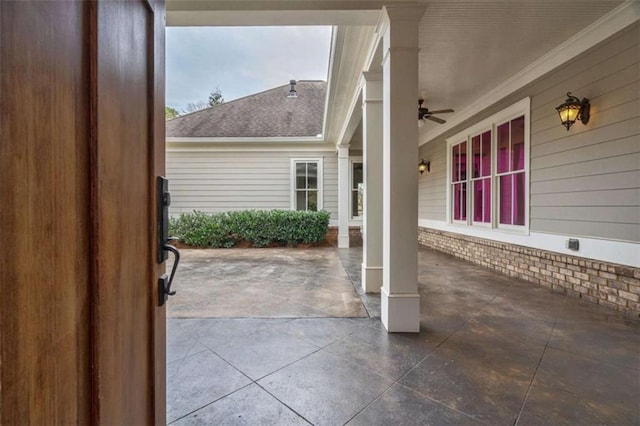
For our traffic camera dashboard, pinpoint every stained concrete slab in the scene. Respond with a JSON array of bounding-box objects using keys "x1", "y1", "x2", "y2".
[
  {"x1": 167, "y1": 247, "x2": 640, "y2": 425},
  {"x1": 167, "y1": 248, "x2": 367, "y2": 318}
]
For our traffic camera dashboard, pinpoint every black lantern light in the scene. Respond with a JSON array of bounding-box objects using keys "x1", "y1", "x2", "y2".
[
  {"x1": 418, "y1": 159, "x2": 430, "y2": 174},
  {"x1": 556, "y1": 92, "x2": 590, "y2": 131}
]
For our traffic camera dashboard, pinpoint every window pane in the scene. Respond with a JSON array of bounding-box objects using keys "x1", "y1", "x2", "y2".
[
  {"x1": 480, "y1": 130, "x2": 491, "y2": 177},
  {"x1": 473, "y1": 178, "x2": 491, "y2": 223},
  {"x1": 452, "y1": 144, "x2": 459, "y2": 181},
  {"x1": 471, "y1": 135, "x2": 481, "y2": 178},
  {"x1": 353, "y1": 163, "x2": 363, "y2": 190},
  {"x1": 352, "y1": 191, "x2": 359, "y2": 217},
  {"x1": 513, "y1": 172, "x2": 525, "y2": 225},
  {"x1": 497, "y1": 122, "x2": 510, "y2": 174},
  {"x1": 472, "y1": 131, "x2": 491, "y2": 178},
  {"x1": 452, "y1": 142, "x2": 466, "y2": 182},
  {"x1": 296, "y1": 163, "x2": 306, "y2": 189},
  {"x1": 511, "y1": 116, "x2": 525, "y2": 171},
  {"x1": 453, "y1": 182, "x2": 467, "y2": 221},
  {"x1": 308, "y1": 191, "x2": 318, "y2": 211},
  {"x1": 307, "y1": 163, "x2": 318, "y2": 189},
  {"x1": 296, "y1": 191, "x2": 306, "y2": 211},
  {"x1": 499, "y1": 176, "x2": 512, "y2": 225}
]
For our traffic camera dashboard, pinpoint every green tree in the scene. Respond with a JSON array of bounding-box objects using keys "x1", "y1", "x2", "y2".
[
  {"x1": 165, "y1": 106, "x2": 179, "y2": 120},
  {"x1": 208, "y1": 87, "x2": 224, "y2": 106}
]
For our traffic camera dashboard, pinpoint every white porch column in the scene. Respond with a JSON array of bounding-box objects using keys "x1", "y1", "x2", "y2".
[
  {"x1": 361, "y1": 71, "x2": 383, "y2": 293},
  {"x1": 337, "y1": 145, "x2": 350, "y2": 248},
  {"x1": 380, "y1": 4, "x2": 425, "y2": 332}
]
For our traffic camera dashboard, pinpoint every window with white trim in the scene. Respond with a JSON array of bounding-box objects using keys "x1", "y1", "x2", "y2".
[
  {"x1": 447, "y1": 98, "x2": 529, "y2": 231},
  {"x1": 291, "y1": 158, "x2": 323, "y2": 211}
]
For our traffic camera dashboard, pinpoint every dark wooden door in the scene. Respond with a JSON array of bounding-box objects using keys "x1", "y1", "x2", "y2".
[{"x1": 0, "y1": 1, "x2": 166, "y2": 424}]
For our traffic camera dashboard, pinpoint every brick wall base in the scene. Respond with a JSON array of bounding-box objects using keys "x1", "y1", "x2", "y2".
[
  {"x1": 326, "y1": 226, "x2": 362, "y2": 247},
  {"x1": 418, "y1": 227, "x2": 640, "y2": 318}
]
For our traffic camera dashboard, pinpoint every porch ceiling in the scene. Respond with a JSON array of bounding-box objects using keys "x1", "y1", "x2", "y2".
[
  {"x1": 166, "y1": 0, "x2": 632, "y2": 148},
  {"x1": 416, "y1": 0, "x2": 626, "y2": 141}
]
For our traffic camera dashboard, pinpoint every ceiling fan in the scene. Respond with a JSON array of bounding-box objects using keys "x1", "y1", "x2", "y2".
[{"x1": 418, "y1": 98, "x2": 454, "y2": 124}]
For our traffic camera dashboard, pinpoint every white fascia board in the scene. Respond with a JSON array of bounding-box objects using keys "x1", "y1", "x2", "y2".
[
  {"x1": 419, "y1": 1, "x2": 640, "y2": 146},
  {"x1": 419, "y1": 219, "x2": 640, "y2": 268},
  {"x1": 167, "y1": 136, "x2": 324, "y2": 144},
  {"x1": 323, "y1": 26, "x2": 338, "y2": 143},
  {"x1": 167, "y1": 145, "x2": 336, "y2": 153}
]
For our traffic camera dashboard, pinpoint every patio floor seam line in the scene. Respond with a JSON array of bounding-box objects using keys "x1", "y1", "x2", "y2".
[
  {"x1": 335, "y1": 249, "x2": 375, "y2": 319},
  {"x1": 544, "y1": 343, "x2": 640, "y2": 372},
  {"x1": 395, "y1": 382, "x2": 492, "y2": 426},
  {"x1": 252, "y1": 381, "x2": 315, "y2": 426},
  {"x1": 343, "y1": 320, "x2": 486, "y2": 425},
  {"x1": 167, "y1": 381, "x2": 255, "y2": 425},
  {"x1": 341, "y1": 377, "x2": 398, "y2": 425},
  {"x1": 513, "y1": 321, "x2": 557, "y2": 426}
]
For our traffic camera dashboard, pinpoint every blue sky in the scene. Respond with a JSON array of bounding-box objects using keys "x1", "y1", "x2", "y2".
[{"x1": 166, "y1": 26, "x2": 332, "y2": 112}]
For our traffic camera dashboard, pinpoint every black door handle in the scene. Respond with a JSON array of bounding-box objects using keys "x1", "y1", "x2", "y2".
[
  {"x1": 158, "y1": 242, "x2": 180, "y2": 306},
  {"x1": 157, "y1": 176, "x2": 181, "y2": 306}
]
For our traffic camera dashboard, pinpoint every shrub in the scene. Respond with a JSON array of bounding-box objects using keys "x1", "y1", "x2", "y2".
[{"x1": 169, "y1": 209, "x2": 330, "y2": 248}]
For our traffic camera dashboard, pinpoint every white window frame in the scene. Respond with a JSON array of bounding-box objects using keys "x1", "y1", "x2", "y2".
[
  {"x1": 446, "y1": 97, "x2": 530, "y2": 234},
  {"x1": 290, "y1": 158, "x2": 324, "y2": 211},
  {"x1": 350, "y1": 157, "x2": 363, "y2": 219}
]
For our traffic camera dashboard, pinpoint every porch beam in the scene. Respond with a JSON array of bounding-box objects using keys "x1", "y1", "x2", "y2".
[{"x1": 380, "y1": 4, "x2": 425, "y2": 332}]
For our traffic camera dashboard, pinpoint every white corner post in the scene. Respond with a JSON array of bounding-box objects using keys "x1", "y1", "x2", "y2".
[
  {"x1": 337, "y1": 145, "x2": 351, "y2": 248},
  {"x1": 380, "y1": 4, "x2": 424, "y2": 332},
  {"x1": 361, "y1": 71, "x2": 383, "y2": 293}
]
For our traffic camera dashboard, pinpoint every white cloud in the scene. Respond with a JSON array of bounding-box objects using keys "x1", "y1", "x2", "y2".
[{"x1": 166, "y1": 26, "x2": 332, "y2": 111}]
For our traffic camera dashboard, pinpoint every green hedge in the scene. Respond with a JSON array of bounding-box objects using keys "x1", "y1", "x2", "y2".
[{"x1": 169, "y1": 209, "x2": 330, "y2": 248}]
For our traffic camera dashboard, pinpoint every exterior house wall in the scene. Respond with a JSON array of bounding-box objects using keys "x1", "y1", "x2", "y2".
[
  {"x1": 418, "y1": 23, "x2": 639, "y2": 315},
  {"x1": 166, "y1": 147, "x2": 340, "y2": 221}
]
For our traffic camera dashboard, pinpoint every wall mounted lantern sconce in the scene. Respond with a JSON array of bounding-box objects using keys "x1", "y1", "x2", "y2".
[
  {"x1": 418, "y1": 159, "x2": 430, "y2": 174},
  {"x1": 556, "y1": 92, "x2": 590, "y2": 131}
]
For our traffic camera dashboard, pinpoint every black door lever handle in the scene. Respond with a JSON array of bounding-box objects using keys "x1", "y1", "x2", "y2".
[
  {"x1": 158, "y1": 243, "x2": 180, "y2": 306},
  {"x1": 163, "y1": 244, "x2": 180, "y2": 296}
]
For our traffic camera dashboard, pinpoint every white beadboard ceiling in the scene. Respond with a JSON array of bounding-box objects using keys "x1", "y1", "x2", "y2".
[{"x1": 415, "y1": 1, "x2": 625, "y2": 136}]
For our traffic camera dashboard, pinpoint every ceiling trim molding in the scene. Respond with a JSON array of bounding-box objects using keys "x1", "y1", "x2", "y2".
[
  {"x1": 419, "y1": 1, "x2": 640, "y2": 146},
  {"x1": 166, "y1": 10, "x2": 379, "y2": 26},
  {"x1": 167, "y1": 145, "x2": 337, "y2": 152},
  {"x1": 167, "y1": 136, "x2": 325, "y2": 143}
]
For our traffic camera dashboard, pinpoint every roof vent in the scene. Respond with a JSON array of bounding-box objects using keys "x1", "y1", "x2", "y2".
[{"x1": 287, "y1": 80, "x2": 297, "y2": 98}]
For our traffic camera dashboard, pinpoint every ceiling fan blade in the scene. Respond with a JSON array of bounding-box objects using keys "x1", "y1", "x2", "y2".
[
  {"x1": 426, "y1": 115, "x2": 446, "y2": 124},
  {"x1": 427, "y1": 109, "x2": 454, "y2": 114}
]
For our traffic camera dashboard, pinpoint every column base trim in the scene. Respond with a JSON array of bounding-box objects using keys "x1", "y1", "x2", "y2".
[
  {"x1": 337, "y1": 235, "x2": 350, "y2": 248},
  {"x1": 361, "y1": 264, "x2": 382, "y2": 293},
  {"x1": 381, "y1": 288, "x2": 420, "y2": 332}
]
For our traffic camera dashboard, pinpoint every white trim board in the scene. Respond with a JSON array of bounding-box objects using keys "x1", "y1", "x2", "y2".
[
  {"x1": 419, "y1": 219, "x2": 640, "y2": 268},
  {"x1": 167, "y1": 136, "x2": 325, "y2": 143},
  {"x1": 167, "y1": 146, "x2": 336, "y2": 153}
]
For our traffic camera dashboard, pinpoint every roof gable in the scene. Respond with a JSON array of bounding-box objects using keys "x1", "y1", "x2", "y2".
[{"x1": 167, "y1": 80, "x2": 326, "y2": 138}]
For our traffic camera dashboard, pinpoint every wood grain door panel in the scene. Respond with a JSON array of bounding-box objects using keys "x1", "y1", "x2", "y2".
[{"x1": 0, "y1": 1, "x2": 166, "y2": 423}]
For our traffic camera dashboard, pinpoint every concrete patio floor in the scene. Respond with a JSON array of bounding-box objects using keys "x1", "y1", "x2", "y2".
[
  {"x1": 167, "y1": 248, "x2": 368, "y2": 318},
  {"x1": 167, "y1": 246, "x2": 640, "y2": 425}
]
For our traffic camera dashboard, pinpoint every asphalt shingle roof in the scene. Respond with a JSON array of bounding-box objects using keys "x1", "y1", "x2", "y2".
[{"x1": 167, "y1": 80, "x2": 326, "y2": 138}]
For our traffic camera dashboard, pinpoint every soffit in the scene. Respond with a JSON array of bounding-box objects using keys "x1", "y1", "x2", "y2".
[{"x1": 416, "y1": 0, "x2": 625, "y2": 140}]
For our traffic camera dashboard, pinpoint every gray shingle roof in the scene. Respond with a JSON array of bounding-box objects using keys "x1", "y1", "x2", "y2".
[{"x1": 167, "y1": 80, "x2": 326, "y2": 138}]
